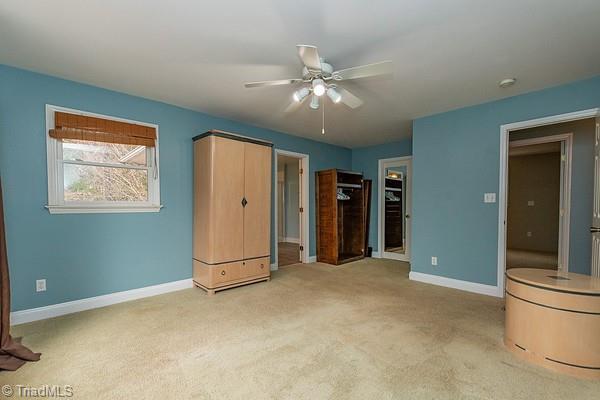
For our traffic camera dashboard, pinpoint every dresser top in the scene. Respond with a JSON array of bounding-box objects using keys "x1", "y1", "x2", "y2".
[{"x1": 506, "y1": 268, "x2": 600, "y2": 295}]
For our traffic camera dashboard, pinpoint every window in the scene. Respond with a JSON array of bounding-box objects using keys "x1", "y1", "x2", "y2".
[{"x1": 46, "y1": 105, "x2": 161, "y2": 214}]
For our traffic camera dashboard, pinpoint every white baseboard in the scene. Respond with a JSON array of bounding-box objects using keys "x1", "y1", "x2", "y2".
[
  {"x1": 270, "y1": 263, "x2": 278, "y2": 271},
  {"x1": 409, "y1": 271, "x2": 502, "y2": 297},
  {"x1": 371, "y1": 251, "x2": 381, "y2": 258},
  {"x1": 10, "y1": 278, "x2": 193, "y2": 325},
  {"x1": 281, "y1": 237, "x2": 300, "y2": 244},
  {"x1": 307, "y1": 256, "x2": 317, "y2": 263}
]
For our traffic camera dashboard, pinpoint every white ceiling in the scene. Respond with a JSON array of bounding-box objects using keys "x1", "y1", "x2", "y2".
[{"x1": 1, "y1": 1, "x2": 600, "y2": 148}]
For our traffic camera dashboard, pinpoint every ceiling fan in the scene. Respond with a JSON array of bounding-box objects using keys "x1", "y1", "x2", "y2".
[{"x1": 244, "y1": 45, "x2": 392, "y2": 112}]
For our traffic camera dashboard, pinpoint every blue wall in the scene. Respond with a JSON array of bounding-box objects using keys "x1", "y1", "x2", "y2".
[
  {"x1": 412, "y1": 76, "x2": 600, "y2": 286},
  {"x1": 0, "y1": 65, "x2": 351, "y2": 311},
  {"x1": 351, "y1": 140, "x2": 412, "y2": 251}
]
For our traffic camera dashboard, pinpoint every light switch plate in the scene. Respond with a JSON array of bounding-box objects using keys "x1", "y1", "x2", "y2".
[
  {"x1": 431, "y1": 256, "x2": 438, "y2": 266},
  {"x1": 36, "y1": 279, "x2": 46, "y2": 292},
  {"x1": 528, "y1": 200, "x2": 535, "y2": 206},
  {"x1": 527, "y1": 231, "x2": 532, "y2": 237},
  {"x1": 484, "y1": 193, "x2": 496, "y2": 203}
]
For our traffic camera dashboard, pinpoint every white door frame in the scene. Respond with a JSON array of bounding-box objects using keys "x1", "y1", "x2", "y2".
[
  {"x1": 509, "y1": 133, "x2": 573, "y2": 272},
  {"x1": 273, "y1": 149, "x2": 310, "y2": 269},
  {"x1": 498, "y1": 108, "x2": 599, "y2": 295},
  {"x1": 378, "y1": 156, "x2": 412, "y2": 262}
]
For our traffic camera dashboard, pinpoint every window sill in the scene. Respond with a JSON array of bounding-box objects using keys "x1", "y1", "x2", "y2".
[{"x1": 45, "y1": 204, "x2": 163, "y2": 214}]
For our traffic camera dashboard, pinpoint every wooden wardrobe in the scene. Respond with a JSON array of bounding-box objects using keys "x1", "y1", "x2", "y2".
[
  {"x1": 316, "y1": 169, "x2": 365, "y2": 265},
  {"x1": 192, "y1": 130, "x2": 272, "y2": 294}
]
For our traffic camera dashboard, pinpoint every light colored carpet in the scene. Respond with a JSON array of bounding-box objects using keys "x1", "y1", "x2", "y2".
[{"x1": 4, "y1": 259, "x2": 599, "y2": 399}]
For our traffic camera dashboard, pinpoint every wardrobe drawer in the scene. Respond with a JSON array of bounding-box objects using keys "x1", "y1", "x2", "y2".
[
  {"x1": 242, "y1": 257, "x2": 270, "y2": 278},
  {"x1": 193, "y1": 259, "x2": 242, "y2": 288},
  {"x1": 211, "y1": 262, "x2": 242, "y2": 284}
]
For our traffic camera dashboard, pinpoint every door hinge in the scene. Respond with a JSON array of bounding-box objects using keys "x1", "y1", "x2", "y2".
[
  {"x1": 299, "y1": 207, "x2": 304, "y2": 213},
  {"x1": 299, "y1": 245, "x2": 304, "y2": 251},
  {"x1": 300, "y1": 168, "x2": 303, "y2": 174}
]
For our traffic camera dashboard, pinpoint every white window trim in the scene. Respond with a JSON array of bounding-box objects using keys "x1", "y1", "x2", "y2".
[{"x1": 45, "y1": 104, "x2": 162, "y2": 214}]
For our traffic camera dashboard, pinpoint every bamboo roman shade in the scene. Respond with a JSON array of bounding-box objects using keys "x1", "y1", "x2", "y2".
[{"x1": 49, "y1": 112, "x2": 156, "y2": 147}]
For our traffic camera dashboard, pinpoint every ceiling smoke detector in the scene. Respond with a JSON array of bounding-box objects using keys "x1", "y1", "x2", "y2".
[{"x1": 499, "y1": 78, "x2": 516, "y2": 88}]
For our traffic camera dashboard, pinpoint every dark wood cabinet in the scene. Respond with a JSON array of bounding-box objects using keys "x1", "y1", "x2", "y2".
[{"x1": 316, "y1": 169, "x2": 365, "y2": 265}]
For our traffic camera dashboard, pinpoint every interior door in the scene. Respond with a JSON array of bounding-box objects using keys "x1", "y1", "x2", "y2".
[
  {"x1": 592, "y1": 117, "x2": 600, "y2": 277},
  {"x1": 244, "y1": 142, "x2": 272, "y2": 259},
  {"x1": 212, "y1": 137, "x2": 245, "y2": 263}
]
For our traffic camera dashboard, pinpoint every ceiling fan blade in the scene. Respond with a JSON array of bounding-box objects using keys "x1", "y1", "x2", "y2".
[
  {"x1": 332, "y1": 61, "x2": 393, "y2": 81},
  {"x1": 284, "y1": 94, "x2": 309, "y2": 113},
  {"x1": 336, "y1": 87, "x2": 364, "y2": 109},
  {"x1": 296, "y1": 45, "x2": 322, "y2": 72},
  {"x1": 244, "y1": 79, "x2": 303, "y2": 88}
]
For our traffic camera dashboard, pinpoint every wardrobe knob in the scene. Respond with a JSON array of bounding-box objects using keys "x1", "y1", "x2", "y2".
[
  {"x1": 260, "y1": 264, "x2": 264, "y2": 269},
  {"x1": 221, "y1": 270, "x2": 226, "y2": 276}
]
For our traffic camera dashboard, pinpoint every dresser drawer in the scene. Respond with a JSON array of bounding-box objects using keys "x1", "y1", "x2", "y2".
[
  {"x1": 212, "y1": 262, "x2": 242, "y2": 284},
  {"x1": 193, "y1": 259, "x2": 242, "y2": 288},
  {"x1": 242, "y1": 257, "x2": 270, "y2": 278}
]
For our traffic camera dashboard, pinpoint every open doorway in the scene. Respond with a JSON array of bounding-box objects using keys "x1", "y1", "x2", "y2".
[
  {"x1": 498, "y1": 112, "x2": 598, "y2": 293},
  {"x1": 274, "y1": 150, "x2": 309, "y2": 268},
  {"x1": 507, "y1": 135, "x2": 570, "y2": 271},
  {"x1": 378, "y1": 157, "x2": 412, "y2": 262}
]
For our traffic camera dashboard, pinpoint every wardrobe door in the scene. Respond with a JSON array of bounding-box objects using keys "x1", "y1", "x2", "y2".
[
  {"x1": 211, "y1": 136, "x2": 245, "y2": 263},
  {"x1": 243, "y1": 142, "x2": 271, "y2": 259},
  {"x1": 193, "y1": 137, "x2": 211, "y2": 262}
]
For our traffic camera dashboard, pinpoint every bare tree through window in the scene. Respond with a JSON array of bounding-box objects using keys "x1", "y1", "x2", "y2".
[{"x1": 62, "y1": 139, "x2": 149, "y2": 202}]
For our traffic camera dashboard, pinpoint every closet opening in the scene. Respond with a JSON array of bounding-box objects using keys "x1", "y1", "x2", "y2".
[
  {"x1": 274, "y1": 150, "x2": 309, "y2": 268},
  {"x1": 378, "y1": 157, "x2": 412, "y2": 262}
]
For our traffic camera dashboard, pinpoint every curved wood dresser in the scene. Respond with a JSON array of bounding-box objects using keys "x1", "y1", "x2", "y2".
[{"x1": 504, "y1": 268, "x2": 600, "y2": 379}]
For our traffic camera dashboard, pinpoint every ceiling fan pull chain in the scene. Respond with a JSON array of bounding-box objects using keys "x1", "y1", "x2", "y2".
[{"x1": 322, "y1": 97, "x2": 325, "y2": 135}]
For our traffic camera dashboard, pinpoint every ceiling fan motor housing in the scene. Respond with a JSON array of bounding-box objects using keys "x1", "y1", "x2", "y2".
[{"x1": 302, "y1": 62, "x2": 333, "y2": 80}]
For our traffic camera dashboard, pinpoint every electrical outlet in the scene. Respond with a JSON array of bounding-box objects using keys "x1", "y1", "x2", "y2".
[
  {"x1": 527, "y1": 200, "x2": 535, "y2": 206},
  {"x1": 527, "y1": 231, "x2": 532, "y2": 237},
  {"x1": 431, "y1": 256, "x2": 438, "y2": 266},
  {"x1": 36, "y1": 279, "x2": 46, "y2": 292}
]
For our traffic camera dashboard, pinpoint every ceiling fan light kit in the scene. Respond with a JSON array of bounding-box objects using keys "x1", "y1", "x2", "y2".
[
  {"x1": 244, "y1": 44, "x2": 392, "y2": 132},
  {"x1": 310, "y1": 94, "x2": 320, "y2": 110},
  {"x1": 312, "y1": 78, "x2": 326, "y2": 96},
  {"x1": 326, "y1": 87, "x2": 341, "y2": 103},
  {"x1": 293, "y1": 87, "x2": 310, "y2": 102}
]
